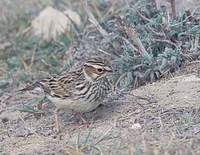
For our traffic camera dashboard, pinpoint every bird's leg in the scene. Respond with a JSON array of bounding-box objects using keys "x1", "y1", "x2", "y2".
[
  {"x1": 76, "y1": 112, "x2": 87, "y2": 123},
  {"x1": 75, "y1": 112, "x2": 90, "y2": 127},
  {"x1": 53, "y1": 108, "x2": 60, "y2": 132}
]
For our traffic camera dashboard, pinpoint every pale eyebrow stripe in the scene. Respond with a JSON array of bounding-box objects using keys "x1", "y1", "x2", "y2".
[{"x1": 84, "y1": 63, "x2": 105, "y2": 68}]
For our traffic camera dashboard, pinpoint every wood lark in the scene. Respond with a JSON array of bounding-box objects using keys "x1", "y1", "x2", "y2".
[{"x1": 20, "y1": 57, "x2": 113, "y2": 131}]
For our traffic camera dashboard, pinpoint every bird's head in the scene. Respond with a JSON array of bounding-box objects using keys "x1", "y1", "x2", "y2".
[{"x1": 83, "y1": 57, "x2": 112, "y2": 81}]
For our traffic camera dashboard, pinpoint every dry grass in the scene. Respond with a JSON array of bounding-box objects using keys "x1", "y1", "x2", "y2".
[
  {"x1": 1, "y1": 71, "x2": 200, "y2": 155},
  {"x1": 1, "y1": 0, "x2": 200, "y2": 155}
]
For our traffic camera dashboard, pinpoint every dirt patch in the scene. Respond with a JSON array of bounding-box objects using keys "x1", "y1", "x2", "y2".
[
  {"x1": 1, "y1": 63, "x2": 200, "y2": 154},
  {"x1": 1, "y1": 0, "x2": 200, "y2": 154}
]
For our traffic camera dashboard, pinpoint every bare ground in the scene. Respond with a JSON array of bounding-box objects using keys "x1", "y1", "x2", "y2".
[
  {"x1": 0, "y1": 62, "x2": 200, "y2": 155},
  {"x1": 1, "y1": 0, "x2": 200, "y2": 154}
]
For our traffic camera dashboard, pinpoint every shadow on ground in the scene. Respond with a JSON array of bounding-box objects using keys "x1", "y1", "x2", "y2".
[{"x1": 1, "y1": 63, "x2": 200, "y2": 154}]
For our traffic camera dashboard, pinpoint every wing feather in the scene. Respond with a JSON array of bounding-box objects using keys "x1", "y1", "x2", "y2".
[{"x1": 39, "y1": 69, "x2": 83, "y2": 98}]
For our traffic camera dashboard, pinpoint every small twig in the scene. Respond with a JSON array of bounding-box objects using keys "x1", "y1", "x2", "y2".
[
  {"x1": 65, "y1": 14, "x2": 80, "y2": 37},
  {"x1": 101, "y1": 5, "x2": 115, "y2": 22},
  {"x1": 113, "y1": 73, "x2": 127, "y2": 90},
  {"x1": 170, "y1": 0, "x2": 176, "y2": 19},
  {"x1": 182, "y1": 52, "x2": 200, "y2": 61},
  {"x1": 94, "y1": 127, "x2": 113, "y2": 145},
  {"x1": 76, "y1": 131, "x2": 80, "y2": 152},
  {"x1": 188, "y1": 60, "x2": 200, "y2": 64},
  {"x1": 101, "y1": 4, "x2": 131, "y2": 22},
  {"x1": 41, "y1": 59, "x2": 53, "y2": 68},
  {"x1": 83, "y1": 128, "x2": 93, "y2": 146},
  {"x1": 97, "y1": 48, "x2": 112, "y2": 56},
  {"x1": 131, "y1": 34, "x2": 151, "y2": 60},
  {"x1": 127, "y1": 93, "x2": 157, "y2": 103},
  {"x1": 90, "y1": 1, "x2": 102, "y2": 19},
  {"x1": 153, "y1": 38, "x2": 179, "y2": 49},
  {"x1": 136, "y1": 10, "x2": 152, "y2": 23},
  {"x1": 180, "y1": 53, "x2": 193, "y2": 61},
  {"x1": 82, "y1": 0, "x2": 108, "y2": 36},
  {"x1": 28, "y1": 46, "x2": 37, "y2": 71},
  {"x1": 121, "y1": 36, "x2": 139, "y2": 52},
  {"x1": 20, "y1": 56, "x2": 29, "y2": 71},
  {"x1": 193, "y1": 35, "x2": 199, "y2": 52},
  {"x1": 22, "y1": 26, "x2": 32, "y2": 37},
  {"x1": 170, "y1": 7, "x2": 199, "y2": 27},
  {"x1": 116, "y1": 17, "x2": 151, "y2": 61},
  {"x1": 146, "y1": 25, "x2": 166, "y2": 37},
  {"x1": 133, "y1": 76, "x2": 139, "y2": 89}
]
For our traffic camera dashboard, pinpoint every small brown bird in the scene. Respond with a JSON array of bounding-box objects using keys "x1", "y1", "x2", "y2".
[{"x1": 20, "y1": 57, "x2": 112, "y2": 131}]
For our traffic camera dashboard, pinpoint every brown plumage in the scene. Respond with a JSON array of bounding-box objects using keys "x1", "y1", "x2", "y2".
[{"x1": 20, "y1": 57, "x2": 113, "y2": 130}]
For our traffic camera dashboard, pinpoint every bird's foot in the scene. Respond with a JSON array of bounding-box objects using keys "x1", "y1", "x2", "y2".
[
  {"x1": 72, "y1": 112, "x2": 93, "y2": 129},
  {"x1": 52, "y1": 109, "x2": 60, "y2": 133}
]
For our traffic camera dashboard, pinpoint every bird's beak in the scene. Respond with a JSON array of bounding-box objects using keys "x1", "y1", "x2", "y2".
[{"x1": 105, "y1": 66, "x2": 113, "y2": 73}]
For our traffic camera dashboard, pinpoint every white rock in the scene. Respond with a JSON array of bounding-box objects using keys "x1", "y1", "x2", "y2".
[
  {"x1": 24, "y1": 6, "x2": 81, "y2": 42},
  {"x1": 131, "y1": 123, "x2": 142, "y2": 130}
]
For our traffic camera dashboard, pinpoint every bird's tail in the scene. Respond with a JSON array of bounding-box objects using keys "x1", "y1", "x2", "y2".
[{"x1": 19, "y1": 81, "x2": 43, "y2": 92}]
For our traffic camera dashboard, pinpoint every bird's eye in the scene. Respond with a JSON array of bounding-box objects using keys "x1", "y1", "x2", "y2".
[{"x1": 97, "y1": 68, "x2": 103, "y2": 73}]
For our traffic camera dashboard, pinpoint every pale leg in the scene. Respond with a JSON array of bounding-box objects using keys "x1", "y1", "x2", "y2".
[
  {"x1": 75, "y1": 112, "x2": 91, "y2": 128},
  {"x1": 76, "y1": 112, "x2": 87, "y2": 124},
  {"x1": 53, "y1": 108, "x2": 60, "y2": 132}
]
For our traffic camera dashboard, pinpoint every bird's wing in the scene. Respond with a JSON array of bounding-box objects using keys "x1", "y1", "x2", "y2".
[
  {"x1": 39, "y1": 70, "x2": 83, "y2": 98},
  {"x1": 19, "y1": 69, "x2": 83, "y2": 99}
]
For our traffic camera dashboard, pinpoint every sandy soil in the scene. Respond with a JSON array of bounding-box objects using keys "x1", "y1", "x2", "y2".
[
  {"x1": 1, "y1": 62, "x2": 200, "y2": 155},
  {"x1": 0, "y1": 0, "x2": 200, "y2": 154}
]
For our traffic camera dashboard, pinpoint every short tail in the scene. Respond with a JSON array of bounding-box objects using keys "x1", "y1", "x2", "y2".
[{"x1": 19, "y1": 81, "x2": 43, "y2": 92}]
